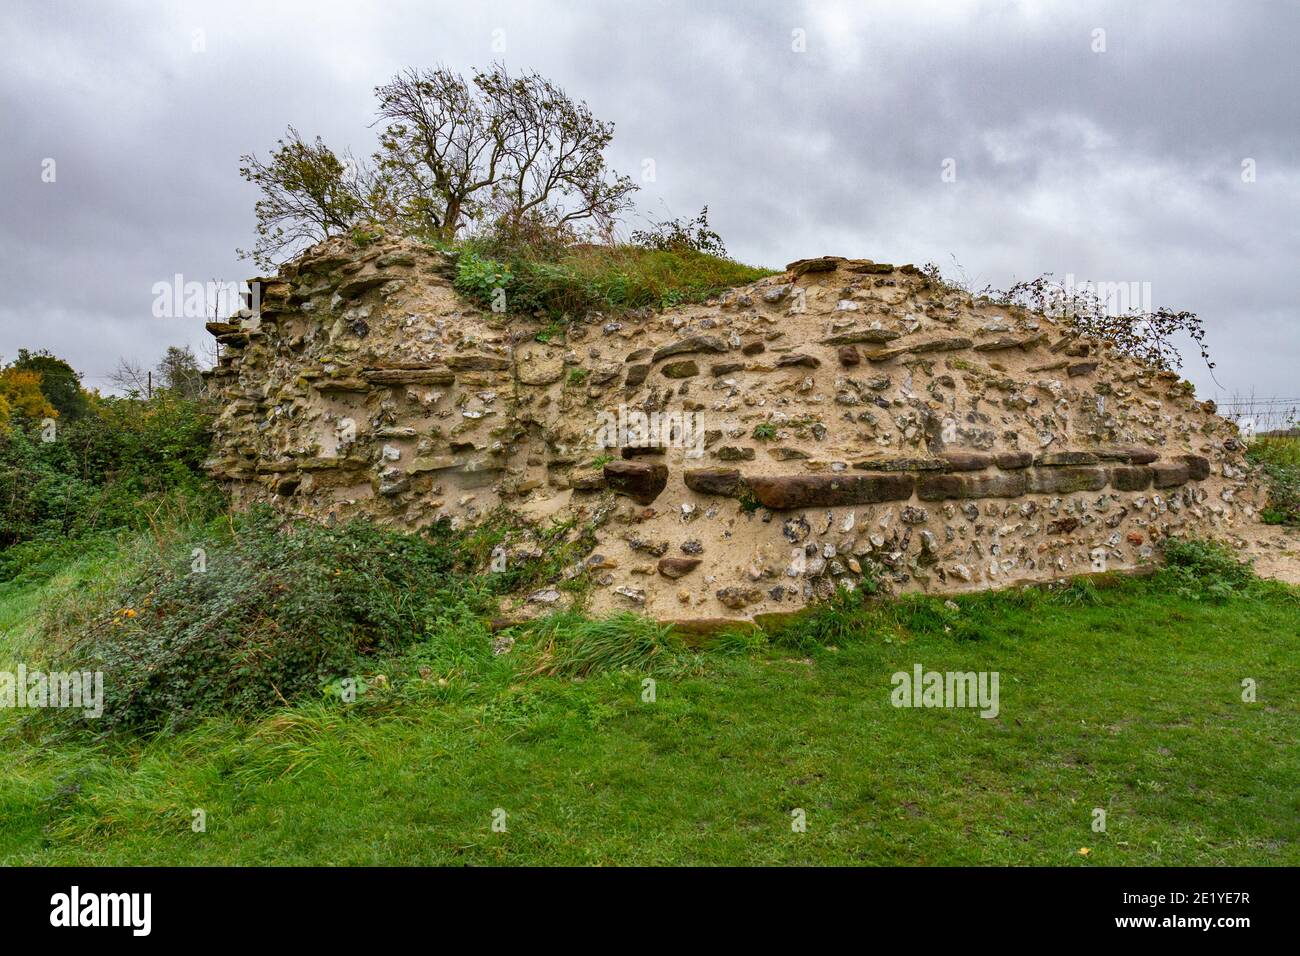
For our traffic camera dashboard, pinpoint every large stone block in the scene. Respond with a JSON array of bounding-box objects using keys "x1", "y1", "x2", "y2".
[
  {"x1": 994, "y1": 451, "x2": 1034, "y2": 469},
  {"x1": 1110, "y1": 465, "x2": 1153, "y2": 491},
  {"x1": 1096, "y1": 447, "x2": 1159, "y2": 464},
  {"x1": 820, "y1": 328, "x2": 902, "y2": 346},
  {"x1": 941, "y1": 452, "x2": 993, "y2": 471},
  {"x1": 853, "y1": 456, "x2": 943, "y2": 472},
  {"x1": 862, "y1": 336, "x2": 973, "y2": 362},
  {"x1": 1179, "y1": 454, "x2": 1211, "y2": 480},
  {"x1": 603, "y1": 460, "x2": 668, "y2": 505},
  {"x1": 917, "y1": 472, "x2": 1027, "y2": 500},
  {"x1": 363, "y1": 367, "x2": 456, "y2": 386},
  {"x1": 1035, "y1": 450, "x2": 1100, "y2": 466},
  {"x1": 660, "y1": 359, "x2": 699, "y2": 378},
  {"x1": 651, "y1": 335, "x2": 729, "y2": 362},
  {"x1": 624, "y1": 364, "x2": 650, "y2": 388},
  {"x1": 1025, "y1": 467, "x2": 1107, "y2": 494},
  {"x1": 683, "y1": 468, "x2": 743, "y2": 497},
  {"x1": 746, "y1": 473, "x2": 915, "y2": 509},
  {"x1": 1151, "y1": 461, "x2": 1192, "y2": 488}
]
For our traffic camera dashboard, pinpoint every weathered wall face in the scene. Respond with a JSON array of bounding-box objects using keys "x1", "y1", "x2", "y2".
[{"x1": 205, "y1": 239, "x2": 1270, "y2": 621}]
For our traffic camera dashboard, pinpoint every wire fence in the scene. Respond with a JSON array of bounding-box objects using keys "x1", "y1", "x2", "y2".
[{"x1": 1213, "y1": 398, "x2": 1300, "y2": 437}]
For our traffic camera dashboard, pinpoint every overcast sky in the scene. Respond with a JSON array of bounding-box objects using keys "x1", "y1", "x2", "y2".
[{"x1": 2, "y1": 0, "x2": 1296, "y2": 407}]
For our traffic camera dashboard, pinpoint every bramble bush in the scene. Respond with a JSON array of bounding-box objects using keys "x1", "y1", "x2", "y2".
[{"x1": 42, "y1": 510, "x2": 478, "y2": 734}]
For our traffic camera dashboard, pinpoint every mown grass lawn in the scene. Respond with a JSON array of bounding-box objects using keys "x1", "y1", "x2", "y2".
[{"x1": 2, "y1": 549, "x2": 1296, "y2": 867}]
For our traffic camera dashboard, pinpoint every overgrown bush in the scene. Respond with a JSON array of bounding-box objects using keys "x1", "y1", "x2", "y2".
[
  {"x1": 41, "y1": 510, "x2": 482, "y2": 734},
  {"x1": 33, "y1": 503, "x2": 611, "y2": 735},
  {"x1": 1159, "y1": 538, "x2": 1257, "y2": 601},
  {"x1": 629, "y1": 206, "x2": 727, "y2": 257},
  {"x1": 1247, "y1": 437, "x2": 1300, "y2": 526}
]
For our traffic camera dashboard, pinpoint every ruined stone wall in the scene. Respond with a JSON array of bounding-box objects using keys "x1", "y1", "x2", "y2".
[{"x1": 204, "y1": 238, "x2": 1269, "y2": 621}]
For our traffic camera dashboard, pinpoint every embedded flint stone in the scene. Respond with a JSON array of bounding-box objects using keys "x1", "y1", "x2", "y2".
[
  {"x1": 917, "y1": 472, "x2": 1027, "y2": 501},
  {"x1": 657, "y1": 556, "x2": 702, "y2": 579},
  {"x1": 746, "y1": 473, "x2": 914, "y2": 509},
  {"x1": 1046, "y1": 517, "x2": 1080, "y2": 534},
  {"x1": 1067, "y1": 361, "x2": 1099, "y2": 377},
  {"x1": 776, "y1": 353, "x2": 821, "y2": 369},
  {"x1": 683, "y1": 468, "x2": 743, "y2": 497},
  {"x1": 651, "y1": 335, "x2": 729, "y2": 362},
  {"x1": 603, "y1": 460, "x2": 668, "y2": 505},
  {"x1": 1151, "y1": 461, "x2": 1192, "y2": 488},
  {"x1": 1026, "y1": 467, "x2": 1107, "y2": 494},
  {"x1": 1110, "y1": 465, "x2": 1153, "y2": 491},
  {"x1": 624, "y1": 364, "x2": 650, "y2": 388},
  {"x1": 660, "y1": 359, "x2": 700, "y2": 378}
]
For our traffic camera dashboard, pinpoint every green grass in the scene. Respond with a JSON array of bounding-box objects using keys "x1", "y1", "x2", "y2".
[
  {"x1": 453, "y1": 242, "x2": 775, "y2": 318},
  {"x1": 2, "y1": 533, "x2": 1296, "y2": 865}
]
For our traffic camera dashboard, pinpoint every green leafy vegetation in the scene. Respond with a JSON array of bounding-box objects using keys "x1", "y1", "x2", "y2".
[
  {"x1": 1247, "y1": 436, "x2": 1300, "y2": 526},
  {"x1": 454, "y1": 243, "x2": 773, "y2": 320},
  {"x1": 0, "y1": 392, "x2": 218, "y2": 581}
]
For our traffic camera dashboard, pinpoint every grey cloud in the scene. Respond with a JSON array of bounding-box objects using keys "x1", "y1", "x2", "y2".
[{"x1": 1, "y1": 0, "x2": 1295, "y2": 402}]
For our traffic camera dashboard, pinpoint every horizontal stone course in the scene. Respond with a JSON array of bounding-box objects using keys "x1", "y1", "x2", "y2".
[
  {"x1": 683, "y1": 468, "x2": 743, "y2": 497},
  {"x1": 918, "y1": 472, "x2": 1027, "y2": 500},
  {"x1": 994, "y1": 451, "x2": 1034, "y2": 469},
  {"x1": 852, "y1": 456, "x2": 944, "y2": 472},
  {"x1": 1151, "y1": 461, "x2": 1192, "y2": 488},
  {"x1": 1035, "y1": 451, "x2": 1099, "y2": 466},
  {"x1": 651, "y1": 336, "x2": 729, "y2": 362},
  {"x1": 940, "y1": 452, "x2": 993, "y2": 471},
  {"x1": 363, "y1": 367, "x2": 455, "y2": 386},
  {"x1": 1110, "y1": 465, "x2": 1153, "y2": 491},
  {"x1": 747, "y1": 473, "x2": 914, "y2": 509},
  {"x1": 1026, "y1": 467, "x2": 1108, "y2": 494}
]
